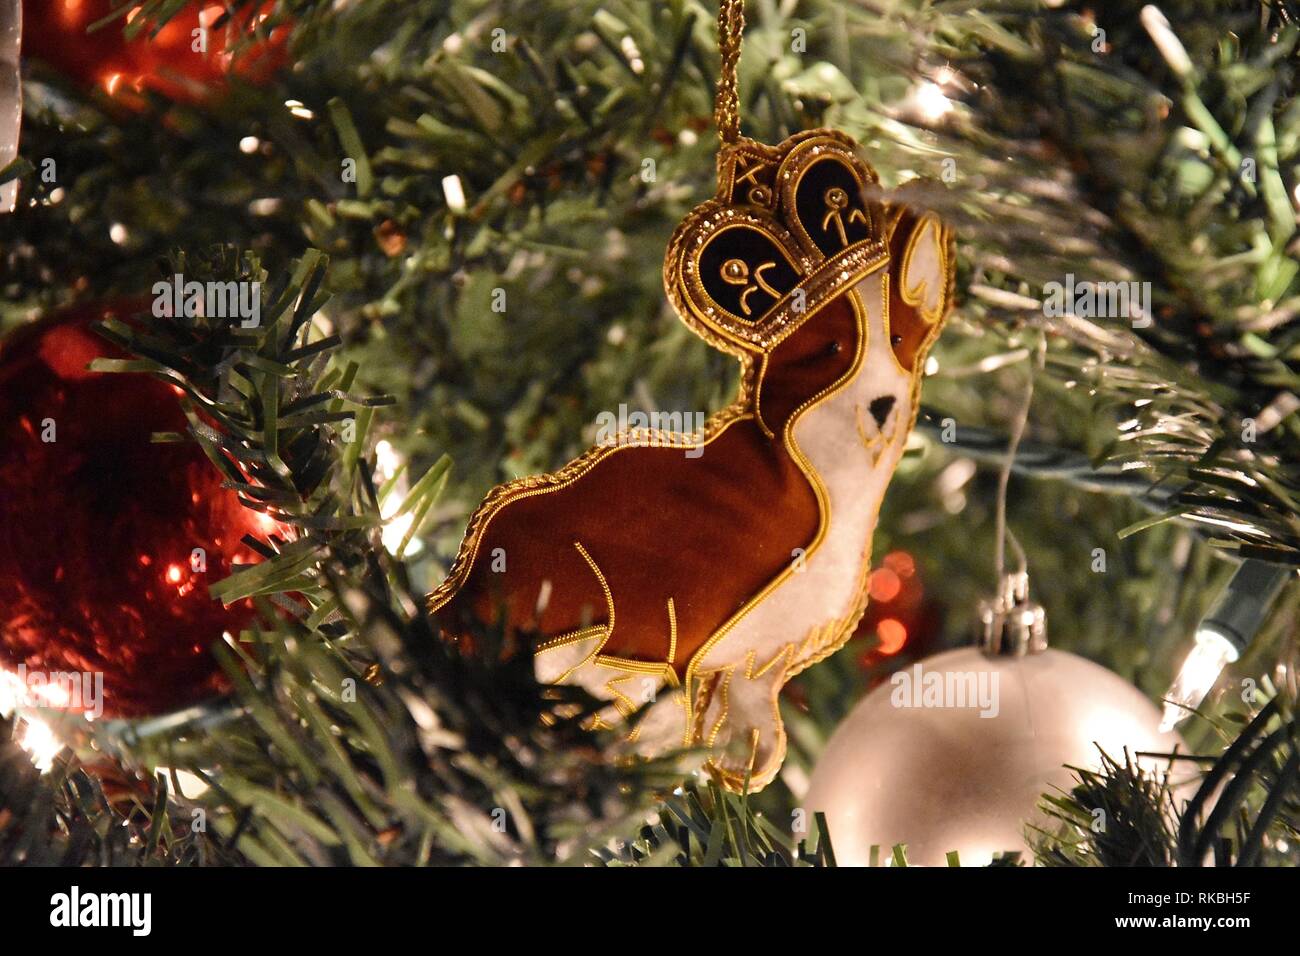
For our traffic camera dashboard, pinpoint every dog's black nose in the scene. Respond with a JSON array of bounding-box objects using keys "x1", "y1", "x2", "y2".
[{"x1": 869, "y1": 395, "x2": 896, "y2": 429}]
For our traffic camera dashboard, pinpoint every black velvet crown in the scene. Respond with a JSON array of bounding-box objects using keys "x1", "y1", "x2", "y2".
[{"x1": 664, "y1": 129, "x2": 889, "y2": 355}]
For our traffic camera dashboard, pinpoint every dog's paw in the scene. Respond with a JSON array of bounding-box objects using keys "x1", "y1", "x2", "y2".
[{"x1": 696, "y1": 664, "x2": 789, "y2": 791}]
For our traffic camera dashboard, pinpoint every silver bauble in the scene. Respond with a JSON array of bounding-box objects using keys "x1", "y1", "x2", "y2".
[{"x1": 804, "y1": 646, "x2": 1185, "y2": 866}]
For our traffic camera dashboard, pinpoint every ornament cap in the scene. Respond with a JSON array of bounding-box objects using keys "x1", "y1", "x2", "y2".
[
  {"x1": 1198, "y1": 559, "x2": 1292, "y2": 655},
  {"x1": 977, "y1": 571, "x2": 1047, "y2": 657}
]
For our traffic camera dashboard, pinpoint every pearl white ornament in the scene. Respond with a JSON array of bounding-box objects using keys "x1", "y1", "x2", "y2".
[{"x1": 804, "y1": 646, "x2": 1185, "y2": 866}]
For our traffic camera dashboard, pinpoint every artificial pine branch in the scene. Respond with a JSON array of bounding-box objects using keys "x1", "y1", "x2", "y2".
[
  {"x1": 1032, "y1": 694, "x2": 1300, "y2": 866},
  {"x1": 597, "y1": 782, "x2": 837, "y2": 867},
  {"x1": 1033, "y1": 749, "x2": 1183, "y2": 867},
  {"x1": 5, "y1": 0, "x2": 1300, "y2": 866},
  {"x1": 0, "y1": 712, "x2": 245, "y2": 865},
  {"x1": 923, "y1": 1, "x2": 1300, "y2": 560},
  {"x1": 3, "y1": 248, "x2": 683, "y2": 865}
]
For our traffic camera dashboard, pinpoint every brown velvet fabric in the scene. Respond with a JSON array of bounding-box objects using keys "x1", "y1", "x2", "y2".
[{"x1": 433, "y1": 294, "x2": 861, "y2": 678}]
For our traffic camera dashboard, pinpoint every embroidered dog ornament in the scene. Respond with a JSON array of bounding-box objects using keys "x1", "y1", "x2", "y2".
[{"x1": 429, "y1": 128, "x2": 954, "y2": 791}]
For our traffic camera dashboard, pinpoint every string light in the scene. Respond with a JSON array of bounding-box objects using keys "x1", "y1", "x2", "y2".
[
  {"x1": 0, "y1": 671, "x2": 66, "y2": 773},
  {"x1": 156, "y1": 767, "x2": 211, "y2": 799},
  {"x1": 1160, "y1": 560, "x2": 1292, "y2": 732},
  {"x1": 284, "y1": 99, "x2": 314, "y2": 120},
  {"x1": 441, "y1": 174, "x2": 468, "y2": 214},
  {"x1": 15, "y1": 717, "x2": 62, "y2": 772},
  {"x1": 913, "y1": 82, "x2": 953, "y2": 122}
]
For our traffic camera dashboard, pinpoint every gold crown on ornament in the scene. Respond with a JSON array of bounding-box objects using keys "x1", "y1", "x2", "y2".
[{"x1": 664, "y1": 128, "x2": 890, "y2": 355}]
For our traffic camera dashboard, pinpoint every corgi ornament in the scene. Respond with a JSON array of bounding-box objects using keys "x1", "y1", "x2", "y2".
[{"x1": 429, "y1": 3, "x2": 955, "y2": 792}]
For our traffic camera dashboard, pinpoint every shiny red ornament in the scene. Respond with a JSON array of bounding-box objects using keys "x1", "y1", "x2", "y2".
[
  {"x1": 0, "y1": 302, "x2": 265, "y2": 717},
  {"x1": 22, "y1": 0, "x2": 288, "y2": 102}
]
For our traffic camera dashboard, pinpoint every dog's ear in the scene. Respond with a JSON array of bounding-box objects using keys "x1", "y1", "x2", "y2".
[{"x1": 884, "y1": 186, "x2": 954, "y2": 372}]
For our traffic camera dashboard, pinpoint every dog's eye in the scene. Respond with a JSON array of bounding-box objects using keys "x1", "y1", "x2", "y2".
[
  {"x1": 827, "y1": 340, "x2": 842, "y2": 355},
  {"x1": 890, "y1": 334, "x2": 903, "y2": 346}
]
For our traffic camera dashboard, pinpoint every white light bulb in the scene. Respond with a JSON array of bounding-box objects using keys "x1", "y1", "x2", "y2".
[
  {"x1": 374, "y1": 440, "x2": 425, "y2": 557},
  {"x1": 913, "y1": 82, "x2": 954, "y2": 122},
  {"x1": 2, "y1": 670, "x2": 67, "y2": 772},
  {"x1": 17, "y1": 716, "x2": 62, "y2": 773},
  {"x1": 1160, "y1": 627, "x2": 1239, "y2": 732},
  {"x1": 157, "y1": 767, "x2": 211, "y2": 799},
  {"x1": 442, "y1": 175, "x2": 467, "y2": 214}
]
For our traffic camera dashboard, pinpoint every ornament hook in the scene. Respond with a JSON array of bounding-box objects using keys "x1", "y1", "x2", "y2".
[{"x1": 977, "y1": 570, "x2": 1047, "y2": 657}]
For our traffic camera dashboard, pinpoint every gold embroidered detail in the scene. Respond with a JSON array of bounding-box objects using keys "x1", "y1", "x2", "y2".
[
  {"x1": 666, "y1": 202, "x2": 886, "y2": 353},
  {"x1": 879, "y1": 271, "x2": 910, "y2": 379},
  {"x1": 734, "y1": 156, "x2": 764, "y2": 188},
  {"x1": 534, "y1": 542, "x2": 616, "y2": 685},
  {"x1": 603, "y1": 672, "x2": 640, "y2": 718},
  {"x1": 899, "y1": 213, "x2": 949, "y2": 325},
  {"x1": 590, "y1": 652, "x2": 683, "y2": 744},
  {"x1": 743, "y1": 642, "x2": 795, "y2": 679},
  {"x1": 751, "y1": 353, "x2": 775, "y2": 439},
  {"x1": 592, "y1": 653, "x2": 677, "y2": 682},
  {"x1": 573, "y1": 540, "x2": 613, "y2": 633},
  {"x1": 664, "y1": 129, "x2": 888, "y2": 356},
  {"x1": 703, "y1": 669, "x2": 733, "y2": 746},
  {"x1": 536, "y1": 624, "x2": 606, "y2": 655},
  {"x1": 666, "y1": 598, "x2": 678, "y2": 666},
  {"x1": 745, "y1": 728, "x2": 762, "y2": 781},
  {"x1": 821, "y1": 186, "x2": 868, "y2": 246},
  {"x1": 720, "y1": 258, "x2": 782, "y2": 315},
  {"x1": 853, "y1": 400, "x2": 892, "y2": 466},
  {"x1": 777, "y1": 133, "x2": 881, "y2": 256}
]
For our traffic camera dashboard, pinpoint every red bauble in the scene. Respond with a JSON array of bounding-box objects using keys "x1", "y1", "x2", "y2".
[
  {"x1": 0, "y1": 302, "x2": 266, "y2": 717},
  {"x1": 22, "y1": 0, "x2": 288, "y2": 101}
]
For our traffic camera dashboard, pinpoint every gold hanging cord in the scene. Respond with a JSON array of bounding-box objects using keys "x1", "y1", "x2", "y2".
[{"x1": 714, "y1": 0, "x2": 745, "y2": 146}]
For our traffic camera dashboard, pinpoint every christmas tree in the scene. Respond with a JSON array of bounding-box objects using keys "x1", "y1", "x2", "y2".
[{"x1": 1, "y1": 0, "x2": 1297, "y2": 880}]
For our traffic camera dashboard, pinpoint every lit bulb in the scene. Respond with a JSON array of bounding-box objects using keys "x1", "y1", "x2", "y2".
[
  {"x1": 382, "y1": 511, "x2": 421, "y2": 556},
  {"x1": 374, "y1": 440, "x2": 424, "y2": 557},
  {"x1": 1160, "y1": 626, "x2": 1239, "y2": 732},
  {"x1": 157, "y1": 767, "x2": 211, "y2": 799},
  {"x1": 442, "y1": 174, "x2": 467, "y2": 214},
  {"x1": 17, "y1": 716, "x2": 63, "y2": 773},
  {"x1": 913, "y1": 82, "x2": 953, "y2": 122},
  {"x1": 374, "y1": 439, "x2": 402, "y2": 483}
]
